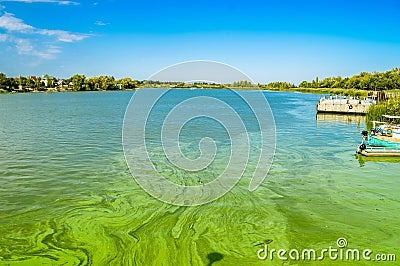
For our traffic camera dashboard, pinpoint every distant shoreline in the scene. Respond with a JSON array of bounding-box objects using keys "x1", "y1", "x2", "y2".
[
  {"x1": 2, "y1": 67, "x2": 399, "y2": 95},
  {"x1": 2, "y1": 87, "x2": 400, "y2": 97}
]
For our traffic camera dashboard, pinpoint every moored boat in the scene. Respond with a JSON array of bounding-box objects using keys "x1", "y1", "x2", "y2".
[
  {"x1": 357, "y1": 115, "x2": 400, "y2": 156},
  {"x1": 368, "y1": 135, "x2": 400, "y2": 148},
  {"x1": 357, "y1": 146, "x2": 400, "y2": 157}
]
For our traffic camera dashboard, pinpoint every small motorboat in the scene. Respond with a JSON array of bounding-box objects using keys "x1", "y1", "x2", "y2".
[
  {"x1": 357, "y1": 116, "x2": 400, "y2": 157},
  {"x1": 357, "y1": 145, "x2": 400, "y2": 157}
]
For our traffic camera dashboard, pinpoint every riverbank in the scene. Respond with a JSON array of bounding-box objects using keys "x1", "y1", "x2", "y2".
[
  {"x1": 2, "y1": 85, "x2": 400, "y2": 100},
  {"x1": 366, "y1": 97, "x2": 400, "y2": 124},
  {"x1": 264, "y1": 87, "x2": 372, "y2": 97}
]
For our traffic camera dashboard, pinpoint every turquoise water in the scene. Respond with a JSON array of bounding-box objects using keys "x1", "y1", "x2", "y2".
[{"x1": 0, "y1": 90, "x2": 398, "y2": 265}]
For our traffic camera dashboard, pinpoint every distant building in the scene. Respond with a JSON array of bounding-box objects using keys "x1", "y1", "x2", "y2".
[{"x1": 41, "y1": 75, "x2": 48, "y2": 87}]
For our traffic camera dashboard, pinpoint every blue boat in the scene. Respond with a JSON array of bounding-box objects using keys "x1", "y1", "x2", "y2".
[
  {"x1": 357, "y1": 118, "x2": 400, "y2": 156},
  {"x1": 367, "y1": 135, "x2": 400, "y2": 148}
]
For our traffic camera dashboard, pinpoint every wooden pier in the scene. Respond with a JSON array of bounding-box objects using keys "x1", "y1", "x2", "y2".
[{"x1": 316, "y1": 96, "x2": 374, "y2": 114}]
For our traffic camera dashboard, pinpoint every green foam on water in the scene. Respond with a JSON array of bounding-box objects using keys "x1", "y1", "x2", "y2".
[{"x1": 0, "y1": 91, "x2": 399, "y2": 265}]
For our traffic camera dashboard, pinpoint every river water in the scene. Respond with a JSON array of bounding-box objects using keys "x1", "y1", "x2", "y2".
[{"x1": 0, "y1": 90, "x2": 398, "y2": 265}]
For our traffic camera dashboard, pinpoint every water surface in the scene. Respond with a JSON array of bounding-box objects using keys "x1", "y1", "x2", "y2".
[{"x1": 0, "y1": 90, "x2": 398, "y2": 265}]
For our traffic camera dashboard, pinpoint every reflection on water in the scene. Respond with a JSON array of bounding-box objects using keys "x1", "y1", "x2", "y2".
[
  {"x1": 0, "y1": 91, "x2": 399, "y2": 265},
  {"x1": 316, "y1": 113, "x2": 365, "y2": 126},
  {"x1": 356, "y1": 153, "x2": 400, "y2": 166}
]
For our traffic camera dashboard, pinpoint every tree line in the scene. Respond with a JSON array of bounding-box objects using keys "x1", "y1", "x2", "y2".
[
  {"x1": 297, "y1": 68, "x2": 400, "y2": 90},
  {"x1": 0, "y1": 73, "x2": 141, "y2": 92},
  {"x1": 260, "y1": 68, "x2": 400, "y2": 90},
  {"x1": 1, "y1": 68, "x2": 399, "y2": 93}
]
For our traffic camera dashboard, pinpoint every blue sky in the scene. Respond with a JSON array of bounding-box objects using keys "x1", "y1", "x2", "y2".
[{"x1": 0, "y1": 0, "x2": 399, "y2": 84}]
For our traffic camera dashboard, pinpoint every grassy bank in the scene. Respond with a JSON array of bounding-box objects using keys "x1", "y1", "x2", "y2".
[
  {"x1": 263, "y1": 87, "x2": 371, "y2": 97},
  {"x1": 366, "y1": 97, "x2": 400, "y2": 124},
  {"x1": 1, "y1": 85, "x2": 397, "y2": 100}
]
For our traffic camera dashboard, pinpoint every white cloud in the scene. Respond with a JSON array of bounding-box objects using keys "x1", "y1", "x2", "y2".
[
  {"x1": 0, "y1": 13, "x2": 89, "y2": 41},
  {"x1": 0, "y1": 33, "x2": 7, "y2": 41},
  {"x1": 0, "y1": 12, "x2": 89, "y2": 60},
  {"x1": 13, "y1": 37, "x2": 61, "y2": 59},
  {"x1": 15, "y1": 37, "x2": 33, "y2": 54},
  {"x1": 36, "y1": 45, "x2": 61, "y2": 59},
  {"x1": 0, "y1": 0, "x2": 79, "y2": 5},
  {"x1": 0, "y1": 12, "x2": 34, "y2": 32},
  {"x1": 39, "y1": 29, "x2": 89, "y2": 42},
  {"x1": 95, "y1": 20, "x2": 109, "y2": 26}
]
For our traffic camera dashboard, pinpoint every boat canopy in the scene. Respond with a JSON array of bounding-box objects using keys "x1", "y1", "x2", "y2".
[{"x1": 383, "y1": 115, "x2": 400, "y2": 119}]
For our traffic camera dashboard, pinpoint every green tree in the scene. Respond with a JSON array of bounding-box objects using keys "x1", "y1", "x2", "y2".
[
  {"x1": 299, "y1": 80, "x2": 312, "y2": 88},
  {"x1": 231, "y1": 80, "x2": 255, "y2": 87},
  {"x1": 86, "y1": 76, "x2": 100, "y2": 91},
  {"x1": 98, "y1": 76, "x2": 116, "y2": 90},
  {"x1": 263, "y1": 81, "x2": 295, "y2": 89},
  {"x1": 117, "y1": 77, "x2": 138, "y2": 89},
  {"x1": 1, "y1": 75, "x2": 18, "y2": 91},
  {"x1": 0, "y1": 73, "x2": 7, "y2": 89},
  {"x1": 71, "y1": 74, "x2": 87, "y2": 91},
  {"x1": 26, "y1": 77, "x2": 35, "y2": 88}
]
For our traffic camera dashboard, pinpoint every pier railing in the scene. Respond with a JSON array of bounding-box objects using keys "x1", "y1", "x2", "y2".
[
  {"x1": 316, "y1": 95, "x2": 374, "y2": 114},
  {"x1": 385, "y1": 91, "x2": 400, "y2": 99}
]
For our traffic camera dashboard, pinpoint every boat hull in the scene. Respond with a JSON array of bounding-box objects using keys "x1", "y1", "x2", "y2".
[
  {"x1": 358, "y1": 148, "x2": 400, "y2": 157},
  {"x1": 368, "y1": 136, "x2": 400, "y2": 148}
]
